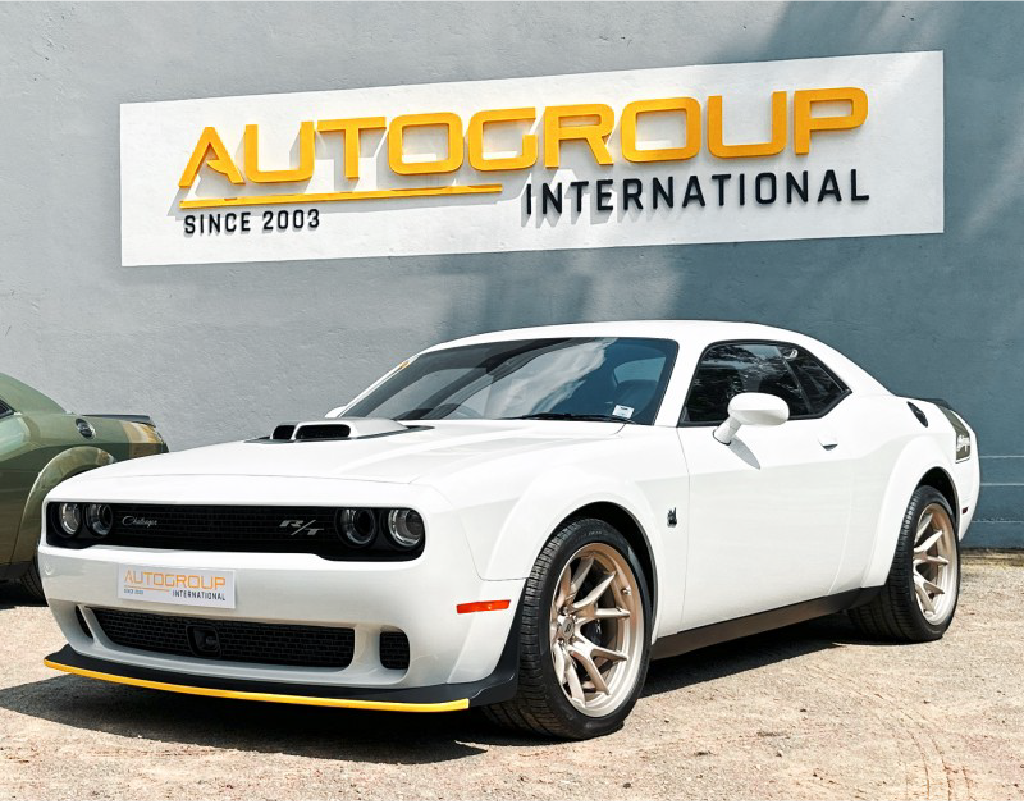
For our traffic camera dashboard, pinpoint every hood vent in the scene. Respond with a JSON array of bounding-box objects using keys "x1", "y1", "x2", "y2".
[{"x1": 271, "y1": 417, "x2": 409, "y2": 442}]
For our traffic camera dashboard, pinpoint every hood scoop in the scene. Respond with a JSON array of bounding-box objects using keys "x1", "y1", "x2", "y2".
[{"x1": 272, "y1": 417, "x2": 409, "y2": 442}]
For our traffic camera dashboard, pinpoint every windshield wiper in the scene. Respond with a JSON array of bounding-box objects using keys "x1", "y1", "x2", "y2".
[{"x1": 506, "y1": 413, "x2": 635, "y2": 424}]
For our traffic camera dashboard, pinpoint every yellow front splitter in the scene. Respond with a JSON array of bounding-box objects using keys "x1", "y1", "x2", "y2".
[{"x1": 44, "y1": 654, "x2": 469, "y2": 713}]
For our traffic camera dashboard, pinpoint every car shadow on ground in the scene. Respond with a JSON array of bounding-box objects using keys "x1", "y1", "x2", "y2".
[
  {"x1": 640, "y1": 612, "x2": 891, "y2": 699},
  {"x1": 0, "y1": 581, "x2": 46, "y2": 610},
  {"x1": 0, "y1": 613, "x2": 886, "y2": 764}
]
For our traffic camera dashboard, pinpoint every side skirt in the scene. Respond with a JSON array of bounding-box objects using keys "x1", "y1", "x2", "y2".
[{"x1": 650, "y1": 587, "x2": 882, "y2": 661}]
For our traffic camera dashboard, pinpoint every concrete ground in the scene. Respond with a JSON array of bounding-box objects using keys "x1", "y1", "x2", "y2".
[{"x1": 0, "y1": 560, "x2": 1021, "y2": 800}]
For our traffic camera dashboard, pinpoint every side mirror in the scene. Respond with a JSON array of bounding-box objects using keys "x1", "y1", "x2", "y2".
[{"x1": 713, "y1": 393, "x2": 789, "y2": 445}]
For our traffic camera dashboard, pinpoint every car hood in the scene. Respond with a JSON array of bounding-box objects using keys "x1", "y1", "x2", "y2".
[{"x1": 78, "y1": 421, "x2": 626, "y2": 485}]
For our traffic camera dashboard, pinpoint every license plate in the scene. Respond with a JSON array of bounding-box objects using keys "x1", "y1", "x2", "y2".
[{"x1": 117, "y1": 565, "x2": 236, "y2": 609}]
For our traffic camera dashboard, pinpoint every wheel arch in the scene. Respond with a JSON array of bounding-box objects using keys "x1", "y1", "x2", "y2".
[
  {"x1": 11, "y1": 446, "x2": 116, "y2": 564},
  {"x1": 918, "y1": 466, "x2": 959, "y2": 527},
  {"x1": 860, "y1": 439, "x2": 958, "y2": 588},
  {"x1": 469, "y1": 466, "x2": 668, "y2": 626}
]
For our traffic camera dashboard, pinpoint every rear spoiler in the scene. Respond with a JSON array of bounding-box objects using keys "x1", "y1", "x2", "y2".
[{"x1": 84, "y1": 414, "x2": 156, "y2": 426}]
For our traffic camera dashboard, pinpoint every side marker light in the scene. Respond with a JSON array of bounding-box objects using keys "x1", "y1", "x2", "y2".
[{"x1": 456, "y1": 600, "x2": 511, "y2": 614}]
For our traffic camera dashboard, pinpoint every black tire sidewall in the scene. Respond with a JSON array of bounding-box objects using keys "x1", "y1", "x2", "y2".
[{"x1": 525, "y1": 519, "x2": 652, "y2": 739}]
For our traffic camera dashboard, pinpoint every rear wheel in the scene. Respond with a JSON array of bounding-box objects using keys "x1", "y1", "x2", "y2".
[
  {"x1": 483, "y1": 519, "x2": 651, "y2": 739},
  {"x1": 849, "y1": 485, "x2": 960, "y2": 641}
]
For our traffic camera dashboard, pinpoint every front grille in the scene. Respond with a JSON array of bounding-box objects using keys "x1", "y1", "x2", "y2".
[
  {"x1": 49, "y1": 504, "x2": 418, "y2": 560},
  {"x1": 379, "y1": 630, "x2": 410, "y2": 671},
  {"x1": 91, "y1": 608, "x2": 355, "y2": 669}
]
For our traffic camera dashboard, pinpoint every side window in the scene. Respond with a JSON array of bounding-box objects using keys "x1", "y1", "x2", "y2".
[
  {"x1": 0, "y1": 398, "x2": 12, "y2": 418},
  {"x1": 680, "y1": 342, "x2": 811, "y2": 424},
  {"x1": 784, "y1": 346, "x2": 848, "y2": 415}
]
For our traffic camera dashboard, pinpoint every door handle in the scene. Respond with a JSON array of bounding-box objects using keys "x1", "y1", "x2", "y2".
[{"x1": 818, "y1": 431, "x2": 839, "y2": 451}]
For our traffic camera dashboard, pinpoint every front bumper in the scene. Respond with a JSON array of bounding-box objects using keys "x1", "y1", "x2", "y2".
[{"x1": 39, "y1": 479, "x2": 524, "y2": 698}]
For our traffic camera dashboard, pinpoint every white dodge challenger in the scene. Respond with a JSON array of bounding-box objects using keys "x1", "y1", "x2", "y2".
[{"x1": 40, "y1": 321, "x2": 979, "y2": 739}]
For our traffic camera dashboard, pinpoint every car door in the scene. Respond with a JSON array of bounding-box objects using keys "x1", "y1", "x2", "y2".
[{"x1": 676, "y1": 341, "x2": 854, "y2": 629}]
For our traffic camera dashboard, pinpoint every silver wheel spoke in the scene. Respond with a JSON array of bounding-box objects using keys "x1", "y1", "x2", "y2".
[
  {"x1": 592, "y1": 606, "x2": 630, "y2": 621},
  {"x1": 570, "y1": 646, "x2": 609, "y2": 694},
  {"x1": 568, "y1": 556, "x2": 595, "y2": 601},
  {"x1": 553, "y1": 642, "x2": 566, "y2": 685},
  {"x1": 591, "y1": 645, "x2": 628, "y2": 663},
  {"x1": 916, "y1": 511, "x2": 934, "y2": 540},
  {"x1": 565, "y1": 657, "x2": 586, "y2": 703},
  {"x1": 914, "y1": 554, "x2": 949, "y2": 568},
  {"x1": 556, "y1": 568, "x2": 572, "y2": 608},
  {"x1": 916, "y1": 580, "x2": 936, "y2": 614},
  {"x1": 914, "y1": 529, "x2": 943, "y2": 555},
  {"x1": 572, "y1": 571, "x2": 616, "y2": 611}
]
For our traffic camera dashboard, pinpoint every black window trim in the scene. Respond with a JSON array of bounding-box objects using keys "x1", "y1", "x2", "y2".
[
  {"x1": 0, "y1": 396, "x2": 13, "y2": 418},
  {"x1": 676, "y1": 338, "x2": 852, "y2": 427}
]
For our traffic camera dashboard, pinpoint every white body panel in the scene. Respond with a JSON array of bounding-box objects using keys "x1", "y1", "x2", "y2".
[{"x1": 41, "y1": 320, "x2": 980, "y2": 694}]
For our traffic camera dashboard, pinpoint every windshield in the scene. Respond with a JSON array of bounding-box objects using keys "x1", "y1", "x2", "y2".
[{"x1": 345, "y1": 337, "x2": 678, "y2": 425}]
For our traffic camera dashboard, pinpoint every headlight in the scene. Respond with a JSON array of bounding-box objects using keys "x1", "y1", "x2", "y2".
[
  {"x1": 58, "y1": 503, "x2": 81, "y2": 538},
  {"x1": 85, "y1": 503, "x2": 113, "y2": 537},
  {"x1": 386, "y1": 508, "x2": 425, "y2": 550},
  {"x1": 337, "y1": 508, "x2": 377, "y2": 547}
]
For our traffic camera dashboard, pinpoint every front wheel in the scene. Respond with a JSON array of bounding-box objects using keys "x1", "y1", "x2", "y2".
[
  {"x1": 483, "y1": 519, "x2": 651, "y2": 739},
  {"x1": 849, "y1": 485, "x2": 960, "y2": 641}
]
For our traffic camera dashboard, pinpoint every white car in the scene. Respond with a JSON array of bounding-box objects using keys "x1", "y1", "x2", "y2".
[{"x1": 40, "y1": 321, "x2": 979, "y2": 739}]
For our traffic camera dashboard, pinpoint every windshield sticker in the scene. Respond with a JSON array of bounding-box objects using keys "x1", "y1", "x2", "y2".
[{"x1": 612, "y1": 405, "x2": 635, "y2": 419}]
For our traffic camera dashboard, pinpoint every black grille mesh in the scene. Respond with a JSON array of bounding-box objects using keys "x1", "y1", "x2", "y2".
[
  {"x1": 91, "y1": 608, "x2": 355, "y2": 668},
  {"x1": 379, "y1": 630, "x2": 411, "y2": 671},
  {"x1": 53, "y1": 504, "x2": 418, "y2": 560}
]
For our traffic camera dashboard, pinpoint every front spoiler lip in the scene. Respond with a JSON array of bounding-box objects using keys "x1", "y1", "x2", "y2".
[{"x1": 44, "y1": 644, "x2": 518, "y2": 713}]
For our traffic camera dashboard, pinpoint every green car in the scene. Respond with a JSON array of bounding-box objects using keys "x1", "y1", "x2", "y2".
[{"x1": 0, "y1": 374, "x2": 168, "y2": 598}]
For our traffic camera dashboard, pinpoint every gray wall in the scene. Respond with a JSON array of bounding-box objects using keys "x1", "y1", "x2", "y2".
[{"x1": 1, "y1": 2, "x2": 1021, "y2": 545}]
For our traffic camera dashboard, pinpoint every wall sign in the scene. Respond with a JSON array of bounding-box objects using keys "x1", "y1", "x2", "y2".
[{"x1": 120, "y1": 51, "x2": 942, "y2": 266}]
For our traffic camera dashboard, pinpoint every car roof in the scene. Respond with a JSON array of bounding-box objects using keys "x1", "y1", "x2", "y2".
[
  {"x1": 429, "y1": 320, "x2": 814, "y2": 349},
  {"x1": 424, "y1": 320, "x2": 888, "y2": 394}
]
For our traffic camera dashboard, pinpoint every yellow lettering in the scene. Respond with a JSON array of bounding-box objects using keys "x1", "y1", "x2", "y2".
[
  {"x1": 543, "y1": 104, "x2": 614, "y2": 168},
  {"x1": 708, "y1": 91, "x2": 787, "y2": 159},
  {"x1": 467, "y1": 108, "x2": 538, "y2": 171},
  {"x1": 621, "y1": 98, "x2": 700, "y2": 163},
  {"x1": 316, "y1": 117, "x2": 387, "y2": 180},
  {"x1": 793, "y1": 87, "x2": 868, "y2": 155},
  {"x1": 388, "y1": 113, "x2": 463, "y2": 175},
  {"x1": 243, "y1": 121, "x2": 316, "y2": 183},
  {"x1": 178, "y1": 127, "x2": 244, "y2": 188}
]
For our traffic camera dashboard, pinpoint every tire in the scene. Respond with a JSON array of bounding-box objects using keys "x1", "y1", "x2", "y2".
[
  {"x1": 483, "y1": 518, "x2": 652, "y2": 739},
  {"x1": 849, "y1": 485, "x2": 960, "y2": 642},
  {"x1": 19, "y1": 559, "x2": 46, "y2": 601}
]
